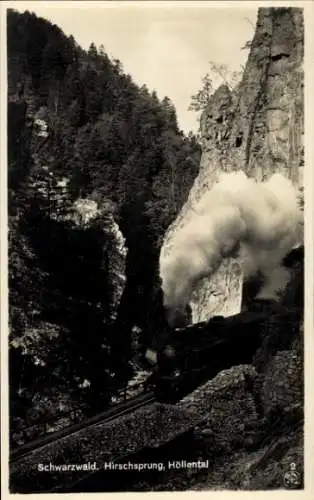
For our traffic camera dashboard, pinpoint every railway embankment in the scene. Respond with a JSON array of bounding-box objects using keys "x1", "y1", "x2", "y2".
[
  {"x1": 123, "y1": 350, "x2": 303, "y2": 491},
  {"x1": 10, "y1": 310, "x2": 303, "y2": 493},
  {"x1": 10, "y1": 401, "x2": 195, "y2": 493}
]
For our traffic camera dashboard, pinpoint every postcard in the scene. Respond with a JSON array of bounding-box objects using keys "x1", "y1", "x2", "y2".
[{"x1": 1, "y1": 1, "x2": 313, "y2": 498}]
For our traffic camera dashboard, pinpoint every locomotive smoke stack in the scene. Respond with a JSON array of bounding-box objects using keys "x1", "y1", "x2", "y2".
[{"x1": 160, "y1": 171, "x2": 303, "y2": 321}]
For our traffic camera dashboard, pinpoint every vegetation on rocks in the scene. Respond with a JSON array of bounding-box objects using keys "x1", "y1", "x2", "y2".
[{"x1": 8, "y1": 8, "x2": 201, "y2": 443}]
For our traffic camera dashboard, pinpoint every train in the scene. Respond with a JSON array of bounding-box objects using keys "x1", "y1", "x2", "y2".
[{"x1": 144, "y1": 300, "x2": 301, "y2": 403}]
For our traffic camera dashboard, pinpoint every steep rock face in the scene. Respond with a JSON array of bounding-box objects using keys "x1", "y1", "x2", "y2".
[
  {"x1": 64, "y1": 197, "x2": 128, "y2": 320},
  {"x1": 161, "y1": 8, "x2": 303, "y2": 322}
]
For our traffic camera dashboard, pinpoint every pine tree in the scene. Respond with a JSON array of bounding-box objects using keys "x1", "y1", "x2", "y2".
[
  {"x1": 189, "y1": 73, "x2": 213, "y2": 112},
  {"x1": 7, "y1": 8, "x2": 202, "y2": 435}
]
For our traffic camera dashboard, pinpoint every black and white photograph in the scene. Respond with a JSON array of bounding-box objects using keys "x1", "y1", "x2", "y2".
[{"x1": 1, "y1": 0, "x2": 312, "y2": 495}]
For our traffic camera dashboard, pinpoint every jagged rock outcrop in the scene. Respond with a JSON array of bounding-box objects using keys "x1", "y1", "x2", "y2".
[
  {"x1": 188, "y1": 347, "x2": 303, "y2": 490},
  {"x1": 70, "y1": 198, "x2": 127, "y2": 320},
  {"x1": 161, "y1": 7, "x2": 304, "y2": 322},
  {"x1": 179, "y1": 365, "x2": 260, "y2": 454},
  {"x1": 22, "y1": 105, "x2": 128, "y2": 319}
]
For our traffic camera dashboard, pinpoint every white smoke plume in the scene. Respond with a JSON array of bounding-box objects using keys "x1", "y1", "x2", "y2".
[{"x1": 160, "y1": 171, "x2": 303, "y2": 319}]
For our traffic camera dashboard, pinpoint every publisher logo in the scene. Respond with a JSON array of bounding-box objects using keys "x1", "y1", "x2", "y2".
[{"x1": 283, "y1": 463, "x2": 301, "y2": 489}]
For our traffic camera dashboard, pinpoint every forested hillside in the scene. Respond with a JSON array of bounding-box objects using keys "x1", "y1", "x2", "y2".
[{"x1": 7, "y1": 8, "x2": 201, "y2": 443}]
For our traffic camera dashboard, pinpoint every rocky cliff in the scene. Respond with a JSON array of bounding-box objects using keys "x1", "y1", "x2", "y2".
[
  {"x1": 71, "y1": 197, "x2": 127, "y2": 320},
  {"x1": 161, "y1": 7, "x2": 304, "y2": 323},
  {"x1": 26, "y1": 106, "x2": 128, "y2": 320}
]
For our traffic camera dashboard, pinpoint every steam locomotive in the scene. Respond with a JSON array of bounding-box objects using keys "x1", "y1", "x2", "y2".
[{"x1": 145, "y1": 300, "x2": 300, "y2": 403}]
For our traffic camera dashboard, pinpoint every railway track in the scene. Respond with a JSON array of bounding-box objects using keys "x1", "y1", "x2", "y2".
[{"x1": 10, "y1": 391, "x2": 156, "y2": 463}]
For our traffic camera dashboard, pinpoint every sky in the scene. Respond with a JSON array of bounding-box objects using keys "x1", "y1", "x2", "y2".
[{"x1": 9, "y1": 1, "x2": 258, "y2": 133}]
